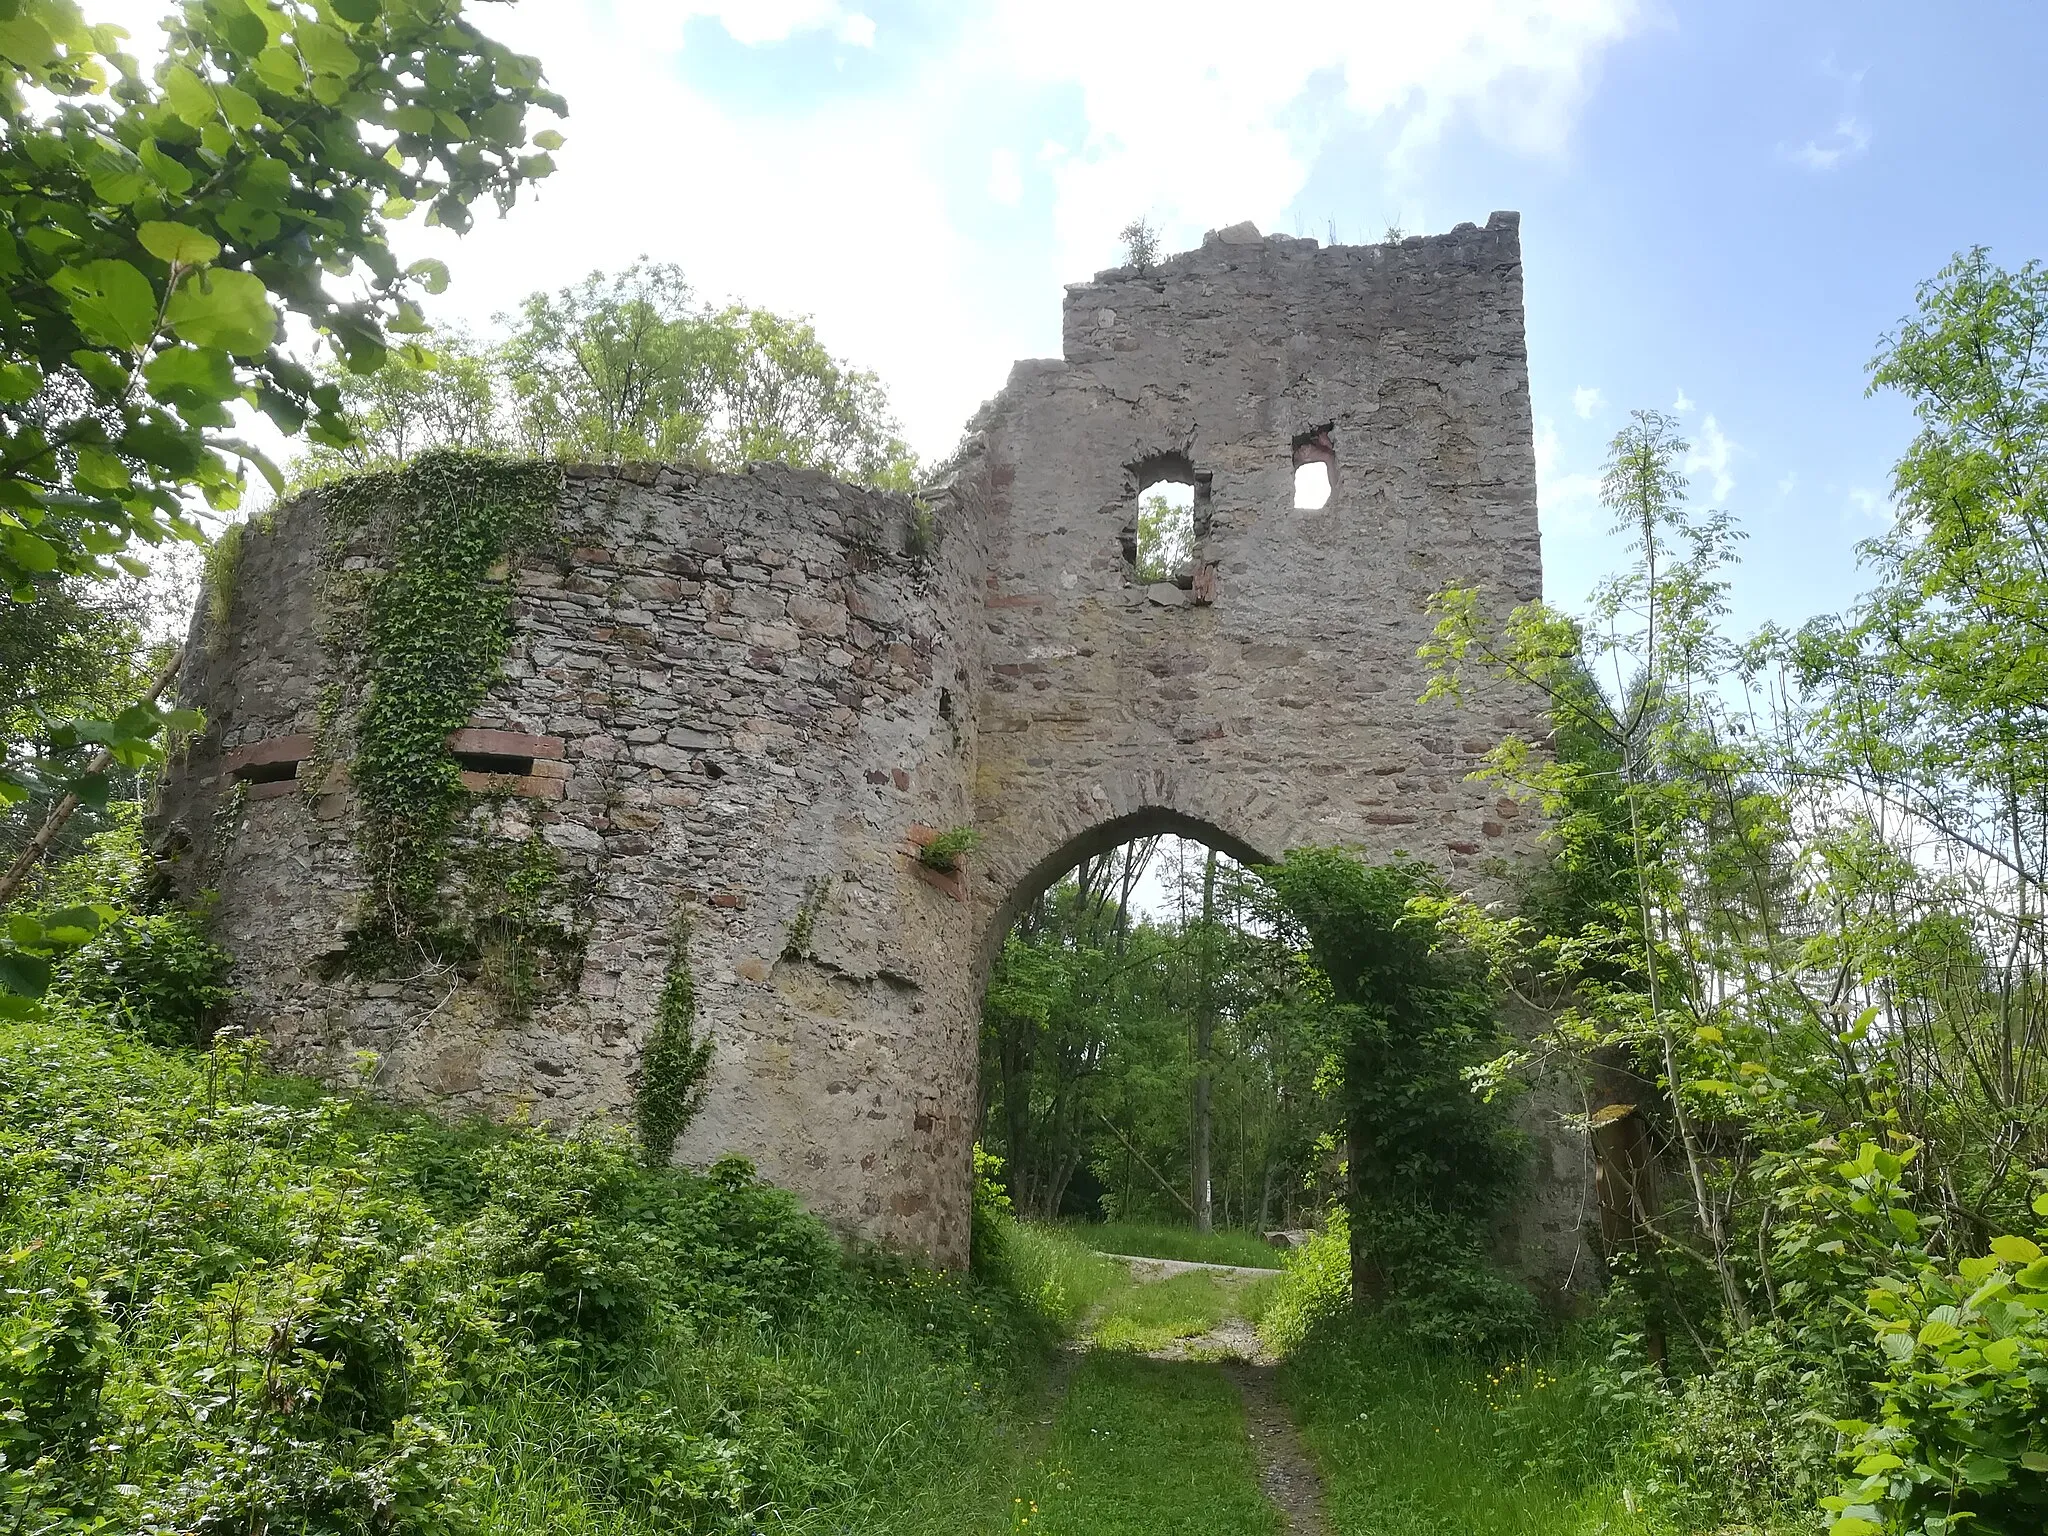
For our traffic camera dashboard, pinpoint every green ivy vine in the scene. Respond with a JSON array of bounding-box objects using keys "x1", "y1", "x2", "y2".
[
  {"x1": 317, "y1": 451, "x2": 570, "y2": 983},
  {"x1": 637, "y1": 907, "x2": 713, "y2": 1167}
]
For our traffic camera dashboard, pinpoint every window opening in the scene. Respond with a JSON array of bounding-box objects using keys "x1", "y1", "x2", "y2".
[
  {"x1": 452, "y1": 749, "x2": 535, "y2": 777},
  {"x1": 231, "y1": 757, "x2": 298, "y2": 785},
  {"x1": 1292, "y1": 425, "x2": 1335, "y2": 510},
  {"x1": 1293, "y1": 461, "x2": 1331, "y2": 510},
  {"x1": 1136, "y1": 480, "x2": 1194, "y2": 584}
]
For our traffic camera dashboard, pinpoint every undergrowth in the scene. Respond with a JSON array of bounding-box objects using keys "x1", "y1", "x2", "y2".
[{"x1": 0, "y1": 1016, "x2": 1055, "y2": 1535}]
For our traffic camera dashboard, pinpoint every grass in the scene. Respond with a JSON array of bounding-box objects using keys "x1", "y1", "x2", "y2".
[
  {"x1": 1062, "y1": 1219, "x2": 1287, "y2": 1270},
  {"x1": 1013, "y1": 1353, "x2": 1284, "y2": 1535},
  {"x1": 1089, "y1": 1270, "x2": 1236, "y2": 1353},
  {"x1": 1279, "y1": 1324, "x2": 1656, "y2": 1536},
  {"x1": 1001, "y1": 1221, "x2": 1132, "y2": 1330}
]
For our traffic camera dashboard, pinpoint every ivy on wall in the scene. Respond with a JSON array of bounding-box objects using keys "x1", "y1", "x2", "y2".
[
  {"x1": 637, "y1": 907, "x2": 713, "y2": 1167},
  {"x1": 318, "y1": 451, "x2": 571, "y2": 980}
]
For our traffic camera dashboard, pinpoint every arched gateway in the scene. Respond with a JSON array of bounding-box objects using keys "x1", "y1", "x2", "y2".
[{"x1": 151, "y1": 214, "x2": 1592, "y2": 1296}]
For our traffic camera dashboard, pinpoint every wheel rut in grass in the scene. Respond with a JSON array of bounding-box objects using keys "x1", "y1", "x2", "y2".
[{"x1": 1220, "y1": 1360, "x2": 1328, "y2": 1536}]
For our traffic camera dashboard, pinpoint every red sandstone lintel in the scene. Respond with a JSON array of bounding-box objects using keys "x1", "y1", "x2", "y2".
[{"x1": 448, "y1": 727, "x2": 565, "y2": 761}]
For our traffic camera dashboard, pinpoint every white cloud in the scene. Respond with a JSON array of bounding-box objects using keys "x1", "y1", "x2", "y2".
[
  {"x1": 1572, "y1": 385, "x2": 1604, "y2": 420},
  {"x1": 1785, "y1": 114, "x2": 1870, "y2": 172},
  {"x1": 1686, "y1": 414, "x2": 1735, "y2": 503},
  {"x1": 835, "y1": 12, "x2": 877, "y2": 46},
  {"x1": 988, "y1": 148, "x2": 1024, "y2": 206},
  {"x1": 1847, "y1": 486, "x2": 1886, "y2": 522},
  {"x1": 1776, "y1": 471, "x2": 1799, "y2": 498},
  {"x1": 1535, "y1": 417, "x2": 1603, "y2": 535},
  {"x1": 1672, "y1": 386, "x2": 1695, "y2": 413},
  {"x1": 990, "y1": 0, "x2": 1642, "y2": 281}
]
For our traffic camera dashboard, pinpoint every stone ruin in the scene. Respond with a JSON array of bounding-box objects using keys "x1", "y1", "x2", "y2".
[{"x1": 152, "y1": 212, "x2": 1594, "y2": 1295}]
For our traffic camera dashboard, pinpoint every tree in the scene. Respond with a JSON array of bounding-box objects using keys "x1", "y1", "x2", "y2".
[
  {"x1": 499, "y1": 261, "x2": 916, "y2": 486},
  {"x1": 299, "y1": 328, "x2": 502, "y2": 474},
  {"x1": 1, "y1": 0, "x2": 564, "y2": 998},
  {"x1": 1, "y1": 0, "x2": 563, "y2": 601},
  {"x1": 1118, "y1": 216, "x2": 1160, "y2": 272}
]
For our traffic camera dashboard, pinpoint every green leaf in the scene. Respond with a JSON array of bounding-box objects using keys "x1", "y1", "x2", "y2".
[
  {"x1": 331, "y1": 0, "x2": 381, "y2": 20},
  {"x1": 0, "y1": 361, "x2": 43, "y2": 402},
  {"x1": 39, "y1": 907, "x2": 104, "y2": 946},
  {"x1": 405, "y1": 258, "x2": 449, "y2": 295},
  {"x1": 1829, "y1": 1517, "x2": 1882, "y2": 1536},
  {"x1": 144, "y1": 344, "x2": 236, "y2": 401},
  {"x1": 532, "y1": 128, "x2": 564, "y2": 151},
  {"x1": 0, "y1": 14, "x2": 58, "y2": 68},
  {"x1": 0, "y1": 949, "x2": 53, "y2": 998},
  {"x1": 2014, "y1": 1258, "x2": 2048, "y2": 1291},
  {"x1": 1918, "y1": 1316, "x2": 1962, "y2": 1348},
  {"x1": 70, "y1": 349, "x2": 129, "y2": 398},
  {"x1": 2021, "y1": 1451, "x2": 2048, "y2": 1472},
  {"x1": 138, "y1": 221, "x2": 222, "y2": 266},
  {"x1": 252, "y1": 43, "x2": 302, "y2": 92},
  {"x1": 162, "y1": 64, "x2": 217, "y2": 127},
  {"x1": 165, "y1": 269, "x2": 277, "y2": 356},
  {"x1": 51, "y1": 259, "x2": 159, "y2": 350},
  {"x1": 216, "y1": 81, "x2": 261, "y2": 128},
  {"x1": 1982, "y1": 1336, "x2": 2022, "y2": 1372},
  {"x1": 1881, "y1": 1330, "x2": 1916, "y2": 1362},
  {"x1": 294, "y1": 22, "x2": 360, "y2": 76},
  {"x1": 1991, "y1": 1235, "x2": 2043, "y2": 1264}
]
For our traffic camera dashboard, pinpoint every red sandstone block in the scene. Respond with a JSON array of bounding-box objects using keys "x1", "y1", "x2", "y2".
[
  {"x1": 448, "y1": 727, "x2": 564, "y2": 761},
  {"x1": 224, "y1": 734, "x2": 313, "y2": 774}
]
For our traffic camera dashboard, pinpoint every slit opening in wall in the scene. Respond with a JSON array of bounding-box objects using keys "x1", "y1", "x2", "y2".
[
  {"x1": 454, "y1": 751, "x2": 535, "y2": 777},
  {"x1": 1292, "y1": 425, "x2": 1336, "y2": 510},
  {"x1": 231, "y1": 758, "x2": 299, "y2": 786}
]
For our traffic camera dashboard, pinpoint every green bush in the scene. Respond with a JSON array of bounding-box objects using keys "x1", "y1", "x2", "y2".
[
  {"x1": 0, "y1": 1012, "x2": 1051, "y2": 1536},
  {"x1": 54, "y1": 908, "x2": 232, "y2": 1046},
  {"x1": 1821, "y1": 1145, "x2": 2048, "y2": 1536}
]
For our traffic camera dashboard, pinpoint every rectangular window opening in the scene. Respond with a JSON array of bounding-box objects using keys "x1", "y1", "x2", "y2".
[
  {"x1": 455, "y1": 751, "x2": 536, "y2": 777},
  {"x1": 231, "y1": 758, "x2": 299, "y2": 785},
  {"x1": 1134, "y1": 479, "x2": 1195, "y2": 584}
]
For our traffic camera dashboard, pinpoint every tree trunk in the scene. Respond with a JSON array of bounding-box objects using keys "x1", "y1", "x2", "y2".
[{"x1": 1192, "y1": 848, "x2": 1217, "y2": 1234}]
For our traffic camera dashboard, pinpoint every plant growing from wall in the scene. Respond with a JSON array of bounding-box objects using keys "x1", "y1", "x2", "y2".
[
  {"x1": 919, "y1": 826, "x2": 980, "y2": 873},
  {"x1": 458, "y1": 832, "x2": 587, "y2": 1015},
  {"x1": 637, "y1": 907, "x2": 713, "y2": 1167},
  {"x1": 318, "y1": 451, "x2": 564, "y2": 973},
  {"x1": 781, "y1": 875, "x2": 833, "y2": 961}
]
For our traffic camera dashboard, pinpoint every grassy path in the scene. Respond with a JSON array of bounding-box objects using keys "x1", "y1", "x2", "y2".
[
  {"x1": 1006, "y1": 1232, "x2": 1326, "y2": 1535},
  {"x1": 1014, "y1": 1352, "x2": 1286, "y2": 1536}
]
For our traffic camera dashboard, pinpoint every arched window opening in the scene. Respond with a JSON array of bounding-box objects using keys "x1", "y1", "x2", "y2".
[
  {"x1": 977, "y1": 821, "x2": 1333, "y2": 1247},
  {"x1": 1292, "y1": 425, "x2": 1336, "y2": 510}
]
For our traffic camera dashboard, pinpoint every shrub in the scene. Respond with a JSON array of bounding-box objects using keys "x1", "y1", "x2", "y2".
[
  {"x1": 1822, "y1": 1146, "x2": 2048, "y2": 1536},
  {"x1": 1259, "y1": 1211, "x2": 1353, "y2": 1357},
  {"x1": 55, "y1": 908, "x2": 232, "y2": 1046},
  {"x1": 0, "y1": 1012, "x2": 1051, "y2": 1536}
]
